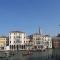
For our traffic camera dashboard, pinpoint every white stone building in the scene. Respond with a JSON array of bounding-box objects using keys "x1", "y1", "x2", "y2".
[
  {"x1": 44, "y1": 35, "x2": 52, "y2": 48},
  {"x1": 9, "y1": 31, "x2": 26, "y2": 50},
  {"x1": 25, "y1": 36, "x2": 33, "y2": 50},
  {"x1": 32, "y1": 33, "x2": 52, "y2": 50}
]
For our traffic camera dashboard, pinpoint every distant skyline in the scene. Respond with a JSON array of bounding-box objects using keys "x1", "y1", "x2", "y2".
[{"x1": 0, "y1": 0, "x2": 60, "y2": 36}]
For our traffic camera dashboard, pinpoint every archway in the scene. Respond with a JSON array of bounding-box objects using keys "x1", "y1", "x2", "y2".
[{"x1": 17, "y1": 45, "x2": 19, "y2": 50}]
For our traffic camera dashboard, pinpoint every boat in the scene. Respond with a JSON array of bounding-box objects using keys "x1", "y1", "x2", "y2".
[
  {"x1": 22, "y1": 51, "x2": 33, "y2": 56},
  {"x1": 40, "y1": 46, "x2": 46, "y2": 51},
  {"x1": 35, "y1": 46, "x2": 46, "y2": 52}
]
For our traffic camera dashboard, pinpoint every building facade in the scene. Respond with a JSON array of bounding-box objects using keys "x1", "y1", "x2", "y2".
[
  {"x1": 31, "y1": 34, "x2": 52, "y2": 50},
  {"x1": 52, "y1": 37, "x2": 60, "y2": 48},
  {"x1": 25, "y1": 36, "x2": 33, "y2": 50},
  {"x1": 9, "y1": 31, "x2": 26, "y2": 50},
  {"x1": 0, "y1": 36, "x2": 8, "y2": 50},
  {"x1": 45, "y1": 35, "x2": 52, "y2": 48}
]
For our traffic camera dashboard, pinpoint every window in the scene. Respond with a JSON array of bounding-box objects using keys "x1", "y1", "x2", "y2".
[
  {"x1": 24, "y1": 37, "x2": 25, "y2": 38},
  {"x1": 16, "y1": 36, "x2": 20, "y2": 38},
  {"x1": 10, "y1": 45, "x2": 11, "y2": 49},
  {"x1": 14, "y1": 33, "x2": 15, "y2": 35},
  {"x1": 14, "y1": 41, "x2": 15, "y2": 43},
  {"x1": 36, "y1": 38, "x2": 40, "y2": 40},
  {"x1": 12, "y1": 45, "x2": 13, "y2": 49},
  {"x1": 38, "y1": 46, "x2": 41, "y2": 48},
  {"x1": 24, "y1": 41, "x2": 25, "y2": 43},
  {"x1": 36, "y1": 41, "x2": 40, "y2": 44},
  {"x1": 14, "y1": 45, "x2": 15, "y2": 49},
  {"x1": 16, "y1": 39, "x2": 20, "y2": 43},
  {"x1": 10, "y1": 41, "x2": 11, "y2": 43},
  {"x1": 14, "y1": 36, "x2": 15, "y2": 39}
]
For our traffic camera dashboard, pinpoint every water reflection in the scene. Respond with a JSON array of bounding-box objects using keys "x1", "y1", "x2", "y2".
[{"x1": 0, "y1": 49, "x2": 60, "y2": 60}]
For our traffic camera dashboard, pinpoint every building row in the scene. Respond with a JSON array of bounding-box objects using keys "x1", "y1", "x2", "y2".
[{"x1": 0, "y1": 30, "x2": 60, "y2": 51}]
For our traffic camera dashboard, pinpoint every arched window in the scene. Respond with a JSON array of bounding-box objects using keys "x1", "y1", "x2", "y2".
[
  {"x1": 10, "y1": 41, "x2": 11, "y2": 43},
  {"x1": 24, "y1": 45, "x2": 25, "y2": 49},
  {"x1": 17, "y1": 45, "x2": 19, "y2": 50},
  {"x1": 11, "y1": 45, "x2": 13, "y2": 50},
  {"x1": 14, "y1": 45, "x2": 15, "y2": 49},
  {"x1": 22, "y1": 45, "x2": 23, "y2": 49},
  {"x1": 10, "y1": 45, "x2": 11, "y2": 49}
]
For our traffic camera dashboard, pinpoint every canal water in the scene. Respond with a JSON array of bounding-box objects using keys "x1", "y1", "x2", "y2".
[{"x1": 0, "y1": 49, "x2": 60, "y2": 60}]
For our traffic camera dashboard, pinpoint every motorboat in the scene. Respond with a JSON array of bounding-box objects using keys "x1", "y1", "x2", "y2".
[{"x1": 22, "y1": 51, "x2": 33, "y2": 56}]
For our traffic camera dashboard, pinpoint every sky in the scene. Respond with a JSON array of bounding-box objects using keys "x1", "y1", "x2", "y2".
[{"x1": 0, "y1": 0, "x2": 60, "y2": 36}]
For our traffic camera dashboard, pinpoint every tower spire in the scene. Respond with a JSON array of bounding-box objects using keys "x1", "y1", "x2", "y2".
[{"x1": 39, "y1": 27, "x2": 41, "y2": 35}]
